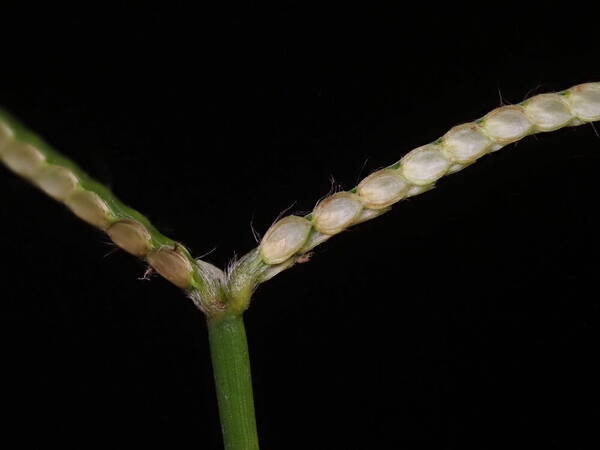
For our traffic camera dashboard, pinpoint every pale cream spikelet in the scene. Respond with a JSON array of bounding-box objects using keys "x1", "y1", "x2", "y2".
[
  {"x1": 565, "y1": 83, "x2": 600, "y2": 122},
  {"x1": 65, "y1": 188, "x2": 112, "y2": 230},
  {"x1": 147, "y1": 246, "x2": 193, "y2": 289},
  {"x1": 0, "y1": 121, "x2": 14, "y2": 153},
  {"x1": 357, "y1": 169, "x2": 410, "y2": 209},
  {"x1": 441, "y1": 123, "x2": 492, "y2": 163},
  {"x1": 1, "y1": 141, "x2": 46, "y2": 178},
  {"x1": 522, "y1": 93, "x2": 573, "y2": 131},
  {"x1": 313, "y1": 192, "x2": 363, "y2": 235},
  {"x1": 35, "y1": 165, "x2": 79, "y2": 201},
  {"x1": 107, "y1": 219, "x2": 152, "y2": 257},
  {"x1": 400, "y1": 144, "x2": 451, "y2": 186},
  {"x1": 260, "y1": 215, "x2": 312, "y2": 264},
  {"x1": 481, "y1": 105, "x2": 533, "y2": 144}
]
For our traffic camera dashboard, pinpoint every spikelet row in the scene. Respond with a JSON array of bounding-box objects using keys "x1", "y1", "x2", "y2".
[
  {"x1": 258, "y1": 83, "x2": 600, "y2": 266},
  {"x1": 0, "y1": 114, "x2": 198, "y2": 290}
]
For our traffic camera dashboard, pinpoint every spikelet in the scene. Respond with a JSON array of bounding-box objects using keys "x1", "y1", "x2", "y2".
[
  {"x1": 107, "y1": 219, "x2": 152, "y2": 257},
  {"x1": 35, "y1": 165, "x2": 79, "y2": 201},
  {"x1": 147, "y1": 246, "x2": 194, "y2": 289},
  {"x1": 313, "y1": 192, "x2": 363, "y2": 235},
  {"x1": 564, "y1": 83, "x2": 600, "y2": 122},
  {"x1": 260, "y1": 216, "x2": 312, "y2": 264},
  {"x1": 65, "y1": 189, "x2": 113, "y2": 229},
  {"x1": 357, "y1": 169, "x2": 409, "y2": 209},
  {"x1": 1, "y1": 141, "x2": 46, "y2": 178}
]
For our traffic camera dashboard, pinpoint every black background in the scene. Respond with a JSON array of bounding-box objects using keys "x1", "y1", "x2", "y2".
[{"x1": 1, "y1": 5, "x2": 599, "y2": 449}]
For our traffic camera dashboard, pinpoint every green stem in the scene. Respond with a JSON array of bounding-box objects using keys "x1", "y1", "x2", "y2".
[{"x1": 208, "y1": 313, "x2": 260, "y2": 450}]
